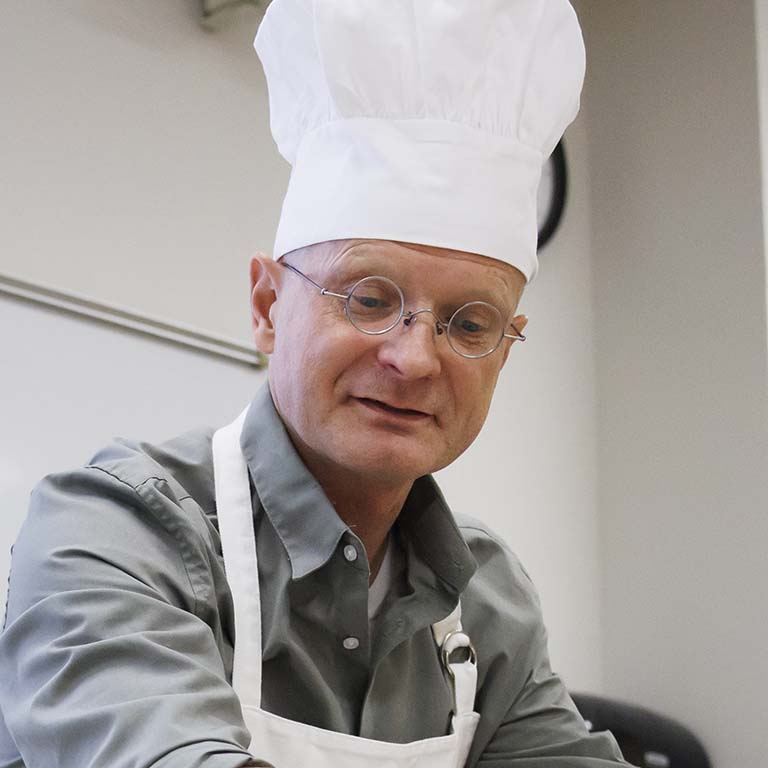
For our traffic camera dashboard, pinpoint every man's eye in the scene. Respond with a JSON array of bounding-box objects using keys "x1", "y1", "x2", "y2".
[
  {"x1": 458, "y1": 319, "x2": 484, "y2": 334},
  {"x1": 356, "y1": 295, "x2": 386, "y2": 309}
]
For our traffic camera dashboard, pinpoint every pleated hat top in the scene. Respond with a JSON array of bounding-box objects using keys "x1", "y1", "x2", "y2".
[{"x1": 255, "y1": 0, "x2": 585, "y2": 282}]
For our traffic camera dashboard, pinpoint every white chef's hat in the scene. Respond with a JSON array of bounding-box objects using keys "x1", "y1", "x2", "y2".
[{"x1": 255, "y1": 0, "x2": 585, "y2": 283}]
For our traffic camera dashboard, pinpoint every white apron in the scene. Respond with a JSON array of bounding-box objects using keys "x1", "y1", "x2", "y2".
[{"x1": 212, "y1": 406, "x2": 481, "y2": 768}]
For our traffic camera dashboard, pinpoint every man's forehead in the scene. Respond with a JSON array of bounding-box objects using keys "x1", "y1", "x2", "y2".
[{"x1": 316, "y1": 239, "x2": 525, "y2": 298}]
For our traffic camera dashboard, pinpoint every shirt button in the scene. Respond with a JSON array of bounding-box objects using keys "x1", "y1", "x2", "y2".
[
  {"x1": 343, "y1": 544, "x2": 358, "y2": 562},
  {"x1": 342, "y1": 636, "x2": 360, "y2": 651}
]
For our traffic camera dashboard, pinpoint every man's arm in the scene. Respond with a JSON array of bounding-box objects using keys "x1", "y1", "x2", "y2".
[
  {"x1": 0, "y1": 466, "x2": 266, "y2": 768},
  {"x1": 458, "y1": 521, "x2": 633, "y2": 767},
  {"x1": 476, "y1": 618, "x2": 631, "y2": 766}
]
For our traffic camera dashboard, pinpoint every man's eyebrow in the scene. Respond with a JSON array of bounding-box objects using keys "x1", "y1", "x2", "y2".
[
  {"x1": 438, "y1": 271, "x2": 515, "y2": 312},
  {"x1": 442, "y1": 290, "x2": 513, "y2": 316},
  {"x1": 330, "y1": 247, "x2": 393, "y2": 278}
]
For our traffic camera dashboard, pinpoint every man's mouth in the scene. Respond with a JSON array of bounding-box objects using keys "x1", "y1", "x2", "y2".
[{"x1": 354, "y1": 397, "x2": 432, "y2": 420}]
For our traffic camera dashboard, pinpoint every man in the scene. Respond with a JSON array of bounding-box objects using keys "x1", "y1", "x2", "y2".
[{"x1": 0, "y1": 1, "x2": 632, "y2": 766}]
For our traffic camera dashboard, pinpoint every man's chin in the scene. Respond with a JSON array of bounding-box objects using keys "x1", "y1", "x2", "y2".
[{"x1": 333, "y1": 443, "x2": 438, "y2": 484}]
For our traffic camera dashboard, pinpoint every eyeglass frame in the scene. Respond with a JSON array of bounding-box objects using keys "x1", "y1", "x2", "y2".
[{"x1": 279, "y1": 261, "x2": 526, "y2": 360}]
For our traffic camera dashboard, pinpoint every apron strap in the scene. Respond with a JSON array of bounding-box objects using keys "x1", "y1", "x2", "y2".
[
  {"x1": 432, "y1": 602, "x2": 462, "y2": 646},
  {"x1": 432, "y1": 602, "x2": 478, "y2": 717},
  {"x1": 213, "y1": 406, "x2": 264, "y2": 706}
]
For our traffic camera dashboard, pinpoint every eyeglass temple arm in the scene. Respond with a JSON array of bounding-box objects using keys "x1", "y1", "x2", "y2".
[
  {"x1": 503, "y1": 323, "x2": 526, "y2": 342},
  {"x1": 280, "y1": 261, "x2": 349, "y2": 299}
]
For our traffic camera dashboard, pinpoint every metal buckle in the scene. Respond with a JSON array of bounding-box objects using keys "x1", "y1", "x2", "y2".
[{"x1": 440, "y1": 630, "x2": 478, "y2": 679}]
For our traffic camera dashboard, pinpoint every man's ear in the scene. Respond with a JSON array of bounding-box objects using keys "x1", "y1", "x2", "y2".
[
  {"x1": 500, "y1": 314, "x2": 529, "y2": 367},
  {"x1": 250, "y1": 254, "x2": 282, "y2": 355}
]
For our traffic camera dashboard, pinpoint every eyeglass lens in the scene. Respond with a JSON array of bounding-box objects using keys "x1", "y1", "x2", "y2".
[
  {"x1": 346, "y1": 277, "x2": 504, "y2": 357},
  {"x1": 346, "y1": 276, "x2": 402, "y2": 333}
]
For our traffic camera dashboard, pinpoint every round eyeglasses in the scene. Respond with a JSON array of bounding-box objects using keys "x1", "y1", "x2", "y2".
[{"x1": 280, "y1": 262, "x2": 526, "y2": 359}]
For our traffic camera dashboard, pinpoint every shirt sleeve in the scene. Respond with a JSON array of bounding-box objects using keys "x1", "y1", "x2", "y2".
[
  {"x1": 0, "y1": 466, "x2": 267, "y2": 768},
  {"x1": 476, "y1": 617, "x2": 631, "y2": 766}
]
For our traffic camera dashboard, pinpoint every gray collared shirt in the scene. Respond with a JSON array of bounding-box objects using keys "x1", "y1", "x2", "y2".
[{"x1": 0, "y1": 385, "x2": 628, "y2": 767}]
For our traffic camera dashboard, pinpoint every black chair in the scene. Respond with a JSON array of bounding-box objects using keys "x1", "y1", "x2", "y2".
[{"x1": 570, "y1": 692, "x2": 712, "y2": 768}]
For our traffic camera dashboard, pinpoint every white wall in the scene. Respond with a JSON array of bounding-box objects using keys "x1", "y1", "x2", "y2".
[
  {"x1": 1, "y1": 1, "x2": 604, "y2": 693},
  {"x1": 0, "y1": 0, "x2": 284, "y2": 342},
  {"x1": 583, "y1": 2, "x2": 768, "y2": 766}
]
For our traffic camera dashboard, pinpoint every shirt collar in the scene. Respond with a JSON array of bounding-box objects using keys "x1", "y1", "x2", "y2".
[
  {"x1": 239, "y1": 383, "x2": 477, "y2": 590},
  {"x1": 240, "y1": 384, "x2": 348, "y2": 579},
  {"x1": 398, "y1": 475, "x2": 477, "y2": 594}
]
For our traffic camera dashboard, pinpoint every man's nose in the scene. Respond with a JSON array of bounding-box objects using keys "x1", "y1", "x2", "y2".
[{"x1": 376, "y1": 314, "x2": 443, "y2": 380}]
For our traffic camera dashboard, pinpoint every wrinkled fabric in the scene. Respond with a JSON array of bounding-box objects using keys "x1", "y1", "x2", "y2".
[
  {"x1": 255, "y1": 0, "x2": 586, "y2": 282},
  {"x1": 0, "y1": 384, "x2": 629, "y2": 768}
]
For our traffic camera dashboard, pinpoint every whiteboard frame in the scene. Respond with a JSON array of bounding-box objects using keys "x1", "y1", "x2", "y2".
[{"x1": 0, "y1": 271, "x2": 265, "y2": 369}]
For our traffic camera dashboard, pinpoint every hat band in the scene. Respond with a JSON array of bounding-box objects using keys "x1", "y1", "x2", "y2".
[{"x1": 273, "y1": 117, "x2": 543, "y2": 282}]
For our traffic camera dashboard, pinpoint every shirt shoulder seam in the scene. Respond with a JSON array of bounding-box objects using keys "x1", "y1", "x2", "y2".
[
  {"x1": 84, "y1": 465, "x2": 210, "y2": 618},
  {"x1": 457, "y1": 523, "x2": 509, "y2": 551}
]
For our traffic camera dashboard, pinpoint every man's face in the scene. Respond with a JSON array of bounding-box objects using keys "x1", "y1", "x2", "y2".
[{"x1": 252, "y1": 239, "x2": 527, "y2": 487}]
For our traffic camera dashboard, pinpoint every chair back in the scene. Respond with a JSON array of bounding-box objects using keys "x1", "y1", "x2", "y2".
[{"x1": 570, "y1": 692, "x2": 712, "y2": 768}]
